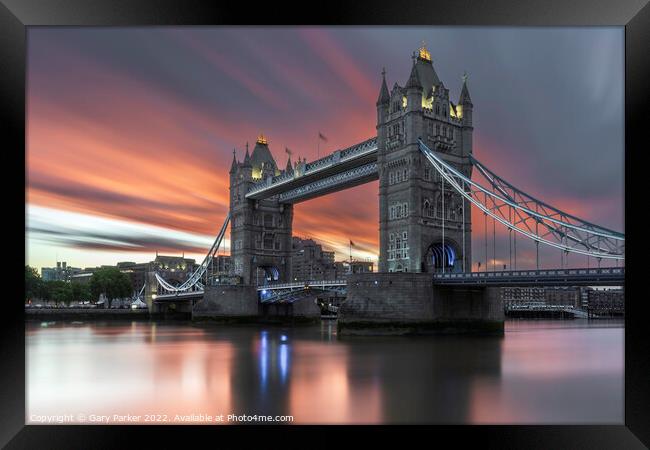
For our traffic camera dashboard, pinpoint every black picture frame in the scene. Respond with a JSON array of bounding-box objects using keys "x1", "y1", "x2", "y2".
[{"x1": 3, "y1": 0, "x2": 648, "y2": 447}]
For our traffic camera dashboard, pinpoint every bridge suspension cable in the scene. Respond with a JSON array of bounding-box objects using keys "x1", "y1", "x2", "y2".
[
  {"x1": 154, "y1": 213, "x2": 231, "y2": 293},
  {"x1": 418, "y1": 139, "x2": 624, "y2": 260}
]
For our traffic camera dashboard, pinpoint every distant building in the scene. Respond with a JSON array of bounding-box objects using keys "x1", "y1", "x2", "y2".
[
  {"x1": 545, "y1": 287, "x2": 580, "y2": 308},
  {"x1": 40, "y1": 261, "x2": 83, "y2": 282},
  {"x1": 502, "y1": 287, "x2": 580, "y2": 309},
  {"x1": 502, "y1": 286, "x2": 622, "y2": 315},
  {"x1": 150, "y1": 254, "x2": 198, "y2": 289},
  {"x1": 291, "y1": 237, "x2": 336, "y2": 281},
  {"x1": 115, "y1": 261, "x2": 152, "y2": 294},
  {"x1": 351, "y1": 260, "x2": 374, "y2": 274},
  {"x1": 152, "y1": 254, "x2": 196, "y2": 271},
  {"x1": 501, "y1": 287, "x2": 546, "y2": 309},
  {"x1": 69, "y1": 272, "x2": 93, "y2": 285},
  {"x1": 334, "y1": 260, "x2": 375, "y2": 278},
  {"x1": 584, "y1": 287, "x2": 624, "y2": 317}
]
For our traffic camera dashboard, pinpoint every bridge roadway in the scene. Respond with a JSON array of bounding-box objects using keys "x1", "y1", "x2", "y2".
[
  {"x1": 256, "y1": 267, "x2": 624, "y2": 291},
  {"x1": 153, "y1": 267, "x2": 623, "y2": 302}
]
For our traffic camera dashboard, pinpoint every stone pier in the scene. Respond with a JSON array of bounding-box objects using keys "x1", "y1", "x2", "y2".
[
  {"x1": 192, "y1": 285, "x2": 321, "y2": 323},
  {"x1": 338, "y1": 273, "x2": 504, "y2": 336},
  {"x1": 192, "y1": 285, "x2": 259, "y2": 322}
]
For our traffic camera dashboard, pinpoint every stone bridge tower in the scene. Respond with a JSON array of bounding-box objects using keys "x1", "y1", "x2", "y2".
[
  {"x1": 376, "y1": 45, "x2": 474, "y2": 273},
  {"x1": 229, "y1": 135, "x2": 294, "y2": 285}
]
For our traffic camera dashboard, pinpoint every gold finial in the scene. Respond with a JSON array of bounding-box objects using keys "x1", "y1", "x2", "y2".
[
  {"x1": 257, "y1": 133, "x2": 268, "y2": 145},
  {"x1": 418, "y1": 41, "x2": 431, "y2": 62}
]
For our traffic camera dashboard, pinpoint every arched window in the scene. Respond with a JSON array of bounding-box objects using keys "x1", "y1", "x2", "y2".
[
  {"x1": 264, "y1": 214, "x2": 273, "y2": 228},
  {"x1": 423, "y1": 199, "x2": 430, "y2": 217},
  {"x1": 436, "y1": 195, "x2": 443, "y2": 218}
]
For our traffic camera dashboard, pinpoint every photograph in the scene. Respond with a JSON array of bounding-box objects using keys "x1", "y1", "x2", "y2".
[
  {"x1": 24, "y1": 25, "x2": 625, "y2": 425},
  {"x1": 3, "y1": 1, "x2": 648, "y2": 447}
]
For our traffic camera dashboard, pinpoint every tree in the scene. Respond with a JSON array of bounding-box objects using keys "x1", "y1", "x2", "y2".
[
  {"x1": 49, "y1": 280, "x2": 72, "y2": 306},
  {"x1": 90, "y1": 267, "x2": 132, "y2": 308},
  {"x1": 71, "y1": 282, "x2": 91, "y2": 304},
  {"x1": 25, "y1": 265, "x2": 42, "y2": 303}
]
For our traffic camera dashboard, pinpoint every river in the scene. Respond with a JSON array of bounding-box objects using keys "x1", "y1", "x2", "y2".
[{"x1": 26, "y1": 319, "x2": 623, "y2": 424}]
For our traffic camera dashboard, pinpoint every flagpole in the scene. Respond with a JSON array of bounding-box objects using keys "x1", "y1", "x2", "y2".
[{"x1": 317, "y1": 132, "x2": 320, "y2": 159}]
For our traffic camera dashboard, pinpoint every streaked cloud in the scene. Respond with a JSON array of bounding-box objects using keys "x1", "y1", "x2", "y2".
[{"x1": 26, "y1": 27, "x2": 623, "y2": 269}]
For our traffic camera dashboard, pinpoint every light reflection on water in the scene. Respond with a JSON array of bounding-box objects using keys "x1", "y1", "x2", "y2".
[{"x1": 26, "y1": 319, "x2": 623, "y2": 424}]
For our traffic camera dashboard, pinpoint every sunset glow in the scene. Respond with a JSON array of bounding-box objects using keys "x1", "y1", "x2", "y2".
[{"x1": 26, "y1": 27, "x2": 623, "y2": 269}]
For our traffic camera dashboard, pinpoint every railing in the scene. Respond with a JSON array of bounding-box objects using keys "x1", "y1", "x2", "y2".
[
  {"x1": 434, "y1": 267, "x2": 624, "y2": 279},
  {"x1": 433, "y1": 267, "x2": 624, "y2": 286},
  {"x1": 257, "y1": 279, "x2": 347, "y2": 291},
  {"x1": 154, "y1": 290, "x2": 205, "y2": 300}
]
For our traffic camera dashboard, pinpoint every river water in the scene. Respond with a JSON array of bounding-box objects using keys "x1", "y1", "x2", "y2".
[{"x1": 26, "y1": 319, "x2": 623, "y2": 424}]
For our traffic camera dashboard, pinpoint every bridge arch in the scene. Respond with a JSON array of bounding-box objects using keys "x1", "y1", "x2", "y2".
[
  {"x1": 255, "y1": 264, "x2": 280, "y2": 285},
  {"x1": 424, "y1": 239, "x2": 461, "y2": 273}
]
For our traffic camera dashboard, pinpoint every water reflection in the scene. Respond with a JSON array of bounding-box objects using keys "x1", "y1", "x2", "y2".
[{"x1": 26, "y1": 320, "x2": 623, "y2": 424}]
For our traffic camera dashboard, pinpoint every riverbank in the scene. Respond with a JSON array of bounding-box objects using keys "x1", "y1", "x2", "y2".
[{"x1": 25, "y1": 308, "x2": 150, "y2": 321}]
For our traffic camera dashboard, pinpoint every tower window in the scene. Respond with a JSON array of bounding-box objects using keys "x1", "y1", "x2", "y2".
[{"x1": 264, "y1": 214, "x2": 273, "y2": 228}]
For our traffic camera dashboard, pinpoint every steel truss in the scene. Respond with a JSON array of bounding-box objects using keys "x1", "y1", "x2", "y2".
[
  {"x1": 155, "y1": 213, "x2": 230, "y2": 293},
  {"x1": 418, "y1": 139, "x2": 624, "y2": 260},
  {"x1": 278, "y1": 162, "x2": 378, "y2": 203}
]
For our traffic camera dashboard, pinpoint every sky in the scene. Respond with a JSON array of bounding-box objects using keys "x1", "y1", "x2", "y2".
[{"x1": 25, "y1": 26, "x2": 624, "y2": 270}]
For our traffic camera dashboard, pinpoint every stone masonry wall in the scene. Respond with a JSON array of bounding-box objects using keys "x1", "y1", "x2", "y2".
[
  {"x1": 193, "y1": 284, "x2": 259, "y2": 320},
  {"x1": 338, "y1": 272, "x2": 503, "y2": 335}
]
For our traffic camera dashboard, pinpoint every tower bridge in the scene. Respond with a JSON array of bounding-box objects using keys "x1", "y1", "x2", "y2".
[{"x1": 150, "y1": 45, "x2": 624, "y2": 334}]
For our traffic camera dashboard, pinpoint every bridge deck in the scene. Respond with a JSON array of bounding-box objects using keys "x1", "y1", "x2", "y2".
[
  {"x1": 155, "y1": 268, "x2": 623, "y2": 301},
  {"x1": 432, "y1": 267, "x2": 624, "y2": 286}
]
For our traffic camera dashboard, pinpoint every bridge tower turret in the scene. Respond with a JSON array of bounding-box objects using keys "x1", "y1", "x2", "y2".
[
  {"x1": 458, "y1": 73, "x2": 473, "y2": 159},
  {"x1": 229, "y1": 136, "x2": 293, "y2": 286},
  {"x1": 377, "y1": 45, "x2": 473, "y2": 273}
]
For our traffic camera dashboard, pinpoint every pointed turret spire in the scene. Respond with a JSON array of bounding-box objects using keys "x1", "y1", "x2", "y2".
[
  {"x1": 405, "y1": 60, "x2": 422, "y2": 90},
  {"x1": 242, "y1": 141, "x2": 251, "y2": 167},
  {"x1": 229, "y1": 148, "x2": 238, "y2": 174},
  {"x1": 459, "y1": 72, "x2": 472, "y2": 105},
  {"x1": 285, "y1": 156, "x2": 293, "y2": 173},
  {"x1": 376, "y1": 67, "x2": 390, "y2": 105}
]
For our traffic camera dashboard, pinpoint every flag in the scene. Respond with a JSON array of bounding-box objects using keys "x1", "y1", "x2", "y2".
[
  {"x1": 285, "y1": 147, "x2": 293, "y2": 156},
  {"x1": 318, "y1": 132, "x2": 328, "y2": 142},
  {"x1": 350, "y1": 240, "x2": 355, "y2": 246}
]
